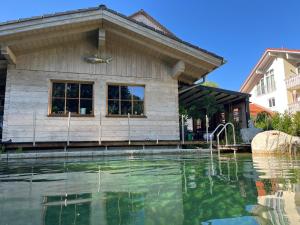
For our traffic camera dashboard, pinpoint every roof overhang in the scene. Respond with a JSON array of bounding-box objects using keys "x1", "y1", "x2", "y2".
[
  {"x1": 179, "y1": 83, "x2": 250, "y2": 108},
  {"x1": 0, "y1": 5, "x2": 225, "y2": 83},
  {"x1": 240, "y1": 48, "x2": 300, "y2": 92}
]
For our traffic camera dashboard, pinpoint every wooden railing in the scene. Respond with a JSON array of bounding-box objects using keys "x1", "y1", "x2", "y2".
[
  {"x1": 285, "y1": 75, "x2": 300, "y2": 90},
  {"x1": 288, "y1": 102, "x2": 300, "y2": 113}
]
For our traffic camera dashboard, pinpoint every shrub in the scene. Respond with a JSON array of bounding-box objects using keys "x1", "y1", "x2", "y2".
[
  {"x1": 0, "y1": 145, "x2": 4, "y2": 154},
  {"x1": 255, "y1": 111, "x2": 300, "y2": 136},
  {"x1": 16, "y1": 147, "x2": 23, "y2": 153},
  {"x1": 255, "y1": 111, "x2": 272, "y2": 130},
  {"x1": 291, "y1": 112, "x2": 300, "y2": 136}
]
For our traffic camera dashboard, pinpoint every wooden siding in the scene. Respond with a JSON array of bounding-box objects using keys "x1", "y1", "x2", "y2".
[{"x1": 2, "y1": 38, "x2": 180, "y2": 142}]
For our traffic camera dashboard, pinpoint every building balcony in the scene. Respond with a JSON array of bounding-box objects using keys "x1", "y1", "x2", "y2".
[
  {"x1": 288, "y1": 101, "x2": 300, "y2": 113},
  {"x1": 285, "y1": 75, "x2": 300, "y2": 90}
]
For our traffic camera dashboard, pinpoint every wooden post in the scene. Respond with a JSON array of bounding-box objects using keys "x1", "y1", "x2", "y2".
[
  {"x1": 98, "y1": 112, "x2": 102, "y2": 145},
  {"x1": 67, "y1": 112, "x2": 71, "y2": 146},
  {"x1": 32, "y1": 111, "x2": 36, "y2": 147},
  {"x1": 128, "y1": 113, "x2": 131, "y2": 145}
]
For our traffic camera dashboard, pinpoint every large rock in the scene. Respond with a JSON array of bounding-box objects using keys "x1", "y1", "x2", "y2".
[{"x1": 252, "y1": 130, "x2": 300, "y2": 153}]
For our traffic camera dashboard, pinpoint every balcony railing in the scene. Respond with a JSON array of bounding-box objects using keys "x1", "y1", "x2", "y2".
[
  {"x1": 288, "y1": 102, "x2": 300, "y2": 113},
  {"x1": 285, "y1": 75, "x2": 300, "y2": 90}
]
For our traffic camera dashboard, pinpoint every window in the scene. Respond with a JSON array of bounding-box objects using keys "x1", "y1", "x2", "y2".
[
  {"x1": 268, "y1": 97, "x2": 275, "y2": 107},
  {"x1": 50, "y1": 81, "x2": 93, "y2": 116},
  {"x1": 266, "y1": 69, "x2": 276, "y2": 93},
  {"x1": 233, "y1": 108, "x2": 240, "y2": 123},
  {"x1": 107, "y1": 84, "x2": 145, "y2": 116},
  {"x1": 256, "y1": 69, "x2": 276, "y2": 96}
]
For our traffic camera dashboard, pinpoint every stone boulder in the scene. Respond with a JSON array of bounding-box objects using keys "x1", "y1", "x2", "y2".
[{"x1": 252, "y1": 130, "x2": 300, "y2": 153}]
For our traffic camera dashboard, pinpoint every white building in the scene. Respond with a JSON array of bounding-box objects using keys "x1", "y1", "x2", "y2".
[{"x1": 240, "y1": 48, "x2": 300, "y2": 114}]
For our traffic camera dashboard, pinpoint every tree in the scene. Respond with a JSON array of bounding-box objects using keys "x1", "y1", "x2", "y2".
[{"x1": 202, "y1": 81, "x2": 219, "y2": 88}]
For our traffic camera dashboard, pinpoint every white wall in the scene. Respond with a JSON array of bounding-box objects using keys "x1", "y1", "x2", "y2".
[
  {"x1": 2, "y1": 37, "x2": 180, "y2": 142},
  {"x1": 249, "y1": 58, "x2": 289, "y2": 113}
]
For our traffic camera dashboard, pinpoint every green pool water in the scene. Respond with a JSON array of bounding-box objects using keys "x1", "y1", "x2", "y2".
[{"x1": 1, "y1": 153, "x2": 300, "y2": 225}]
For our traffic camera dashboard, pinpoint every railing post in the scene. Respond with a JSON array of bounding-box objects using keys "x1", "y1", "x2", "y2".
[
  {"x1": 67, "y1": 112, "x2": 71, "y2": 146},
  {"x1": 206, "y1": 115, "x2": 209, "y2": 143},
  {"x1": 128, "y1": 113, "x2": 131, "y2": 145},
  {"x1": 181, "y1": 114, "x2": 185, "y2": 144},
  {"x1": 32, "y1": 111, "x2": 36, "y2": 147},
  {"x1": 98, "y1": 112, "x2": 102, "y2": 145}
]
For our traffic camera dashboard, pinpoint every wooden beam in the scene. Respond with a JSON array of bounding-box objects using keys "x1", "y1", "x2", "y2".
[
  {"x1": 0, "y1": 46, "x2": 16, "y2": 64},
  {"x1": 98, "y1": 29, "x2": 106, "y2": 51},
  {"x1": 1, "y1": 24, "x2": 100, "y2": 47},
  {"x1": 286, "y1": 53, "x2": 300, "y2": 61},
  {"x1": 172, "y1": 60, "x2": 185, "y2": 79},
  {"x1": 268, "y1": 52, "x2": 277, "y2": 57}
]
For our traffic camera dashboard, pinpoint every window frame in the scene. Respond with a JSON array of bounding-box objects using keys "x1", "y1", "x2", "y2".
[
  {"x1": 48, "y1": 80, "x2": 94, "y2": 117},
  {"x1": 106, "y1": 83, "x2": 146, "y2": 118}
]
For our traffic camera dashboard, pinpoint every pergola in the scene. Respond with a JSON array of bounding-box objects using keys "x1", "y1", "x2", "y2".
[{"x1": 179, "y1": 83, "x2": 251, "y2": 132}]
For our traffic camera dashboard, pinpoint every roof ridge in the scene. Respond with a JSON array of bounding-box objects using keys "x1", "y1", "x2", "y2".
[
  {"x1": 0, "y1": 4, "x2": 224, "y2": 61},
  {"x1": 129, "y1": 9, "x2": 175, "y2": 37}
]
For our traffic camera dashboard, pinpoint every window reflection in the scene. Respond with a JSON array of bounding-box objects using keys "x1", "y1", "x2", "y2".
[{"x1": 107, "y1": 84, "x2": 145, "y2": 116}]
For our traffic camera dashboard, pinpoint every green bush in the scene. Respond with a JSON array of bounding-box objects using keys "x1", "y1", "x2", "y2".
[
  {"x1": 0, "y1": 145, "x2": 4, "y2": 154},
  {"x1": 255, "y1": 111, "x2": 300, "y2": 136},
  {"x1": 255, "y1": 111, "x2": 272, "y2": 130},
  {"x1": 16, "y1": 147, "x2": 23, "y2": 153}
]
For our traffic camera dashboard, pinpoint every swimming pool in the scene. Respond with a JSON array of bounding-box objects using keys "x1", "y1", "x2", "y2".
[{"x1": 0, "y1": 153, "x2": 299, "y2": 225}]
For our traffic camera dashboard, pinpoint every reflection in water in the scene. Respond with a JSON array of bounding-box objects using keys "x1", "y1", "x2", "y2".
[{"x1": 0, "y1": 154, "x2": 300, "y2": 225}]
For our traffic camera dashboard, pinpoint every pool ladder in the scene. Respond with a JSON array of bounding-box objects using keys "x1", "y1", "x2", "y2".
[{"x1": 209, "y1": 122, "x2": 236, "y2": 157}]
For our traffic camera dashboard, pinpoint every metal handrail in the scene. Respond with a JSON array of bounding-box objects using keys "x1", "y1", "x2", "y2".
[
  {"x1": 209, "y1": 124, "x2": 227, "y2": 150},
  {"x1": 216, "y1": 122, "x2": 236, "y2": 157}
]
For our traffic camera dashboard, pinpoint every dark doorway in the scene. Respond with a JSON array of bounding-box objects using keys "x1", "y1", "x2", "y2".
[{"x1": 0, "y1": 68, "x2": 7, "y2": 141}]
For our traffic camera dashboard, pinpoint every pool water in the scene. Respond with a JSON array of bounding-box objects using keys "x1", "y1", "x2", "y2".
[{"x1": 0, "y1": 153, "x2": 300, "y2": 225}]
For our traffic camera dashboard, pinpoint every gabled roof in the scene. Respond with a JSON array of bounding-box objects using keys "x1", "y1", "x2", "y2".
[
  {"x1": 0, "y1": 4, "x2": 223, "y2": 61},
  {"x1": 129, "y1": 9, "x2": 175, "y2": 37},
  {"x1": 0, "y1": 4, "x2": 225, "y2": 83},
  {"x1": 240, "y1": 48, "x2": 300, "y2": 92},
  {"x1": 249, "y1": 103, "x2": 273, "y2": 117}
]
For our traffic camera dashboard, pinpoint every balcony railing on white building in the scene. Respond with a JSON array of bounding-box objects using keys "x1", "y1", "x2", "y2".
[
  {"x1": 285, "y1": 75, "x2": 300, "y2": 90},
  {"x1": 288, "y1": 101, "x2": 300, "y2": 113}
]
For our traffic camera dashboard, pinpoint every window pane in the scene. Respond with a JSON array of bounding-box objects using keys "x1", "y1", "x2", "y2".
[
  {"x1": 108, "y1": 85, "x2": 119, "y2": 99},
  {"x1": 52, "y1": 98, "x2": 65, "y2": 114},
  {"x1": 80, "y1": 84, "x2": 93, "y2": 98},
  {"x1": 67, "y1": 83, "x2": 79, "y2": 98},
  {"x1": 66, "y1": 99, "x2": 79, "y2": 114},
  {"x1": 108, "y1": 100, "x2": 119, "y2": 115},
  {"x1": 80, "y1": 99, "x2": 93, "y2": 115},
  {"x1": 121, "y1": 101, "x2": 132, "y2": 115},
  {"x1": 121, "y1": 86, "x2": 131, "y2": 100},
  {"x1": 133, "y1": 101, "x2": 144, "y2": 115},
  {"x1": 261, "y1": 79, "x2": 265, "y2": 94},
  {"x1": 52, "y1": 83, "x2": 65, "y2": 97},
  {"x1": 271, "y1": 75, "x2": 276, "y2": 91},
  {"x1": 130, "y1": 86, "x2": 144, "y2": 100}
]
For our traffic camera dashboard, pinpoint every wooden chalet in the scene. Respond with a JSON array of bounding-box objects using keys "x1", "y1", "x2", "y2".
[{"x1": 0, "y1": 5, "x2": 249, "y2": 148}]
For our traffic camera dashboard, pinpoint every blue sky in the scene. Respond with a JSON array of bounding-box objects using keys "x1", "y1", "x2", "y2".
[{"x1": 1, "y1": 0, "x2": 299, "y2": 91}]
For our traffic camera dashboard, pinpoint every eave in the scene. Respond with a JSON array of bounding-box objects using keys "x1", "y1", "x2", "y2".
[
  {"x1": 240, "y1": 48, "x2": 300, "y2": 93},
  {"x1": 0, "y1": 5, "x2": 225, "y2": 83}
]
